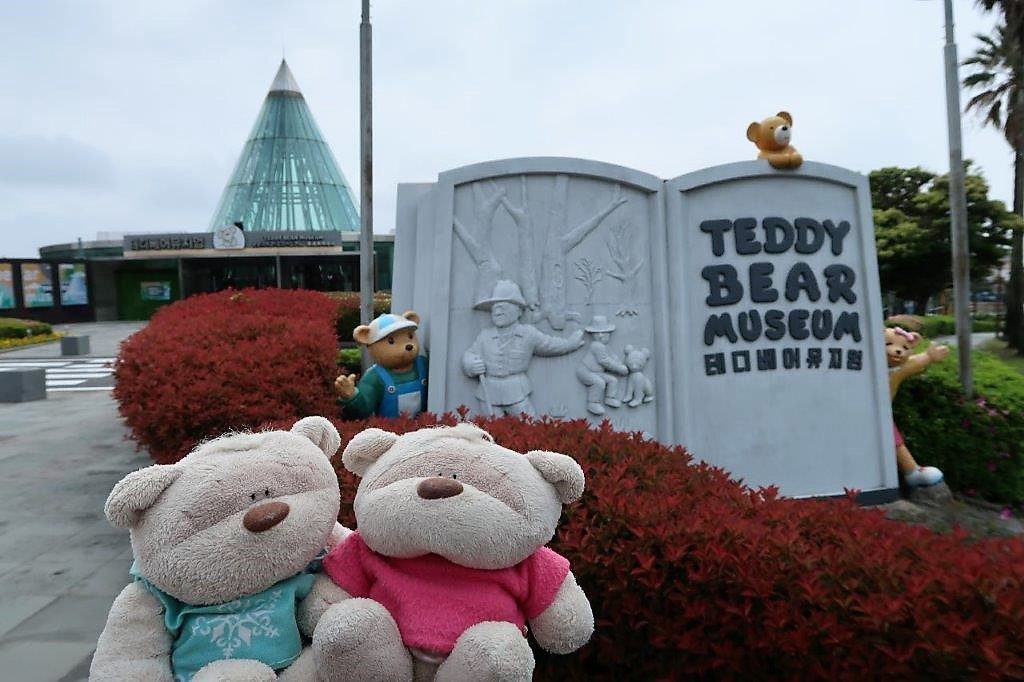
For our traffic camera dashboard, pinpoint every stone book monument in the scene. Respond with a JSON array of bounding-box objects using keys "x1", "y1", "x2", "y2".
[{"x1": 393, "y1": 158, "x2": 897, "y2": 501}]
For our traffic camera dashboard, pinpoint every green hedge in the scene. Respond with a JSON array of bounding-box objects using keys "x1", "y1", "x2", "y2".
[
  {"x1": 325, "y1": 292, "x2": 392, "y2": 344},
  {"x1": 894, "y1": 347, "x2": 1024, "y2": 505},
  {"x1": 0, "y1": 317, "x2": 52, "y2": 340},
  {"x1": 336, "y1": 347, "x2": 362, "y2": 375},
  {"x1": 885, "y1": 314, "x2": 998, "y2": 336}
]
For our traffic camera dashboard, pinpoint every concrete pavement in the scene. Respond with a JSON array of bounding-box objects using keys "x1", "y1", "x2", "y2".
[
  {"x1": 933, "y1": 331, "x2": 997, "y2": 349},
  {"x1": 0, "y1": 322, "x2": 147, "y2": 681},
  {"x1": 0, "y1": 321, "x2": 145, "y2": 359}
]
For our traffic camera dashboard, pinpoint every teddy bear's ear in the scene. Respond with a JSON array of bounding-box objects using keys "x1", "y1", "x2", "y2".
[
  {"x1": 909, "y1": 332, "x2": 922, "y2": 344},
  {"x1": 352, "y1": 325, "x2": 372, "y2": 345},
  {"x1": 777, "y1": 111, "x2": 792, "y2": 125},
  {"x1": 342, "y1": 428, "x2": 400, "y2": 477},
  {"x1": 402, "y1": 310, "x2": 421, "y2": 326},
  {"x1": 746, "y1": 121, "x2": 761, "y2": 143},
  {"x1": 104, "y1": 465, "x2": 182, "y2": 529},
  {"x1": 526, "y1": 450, "x2": 585, "y2": 504},
  {"x1": 291, "y1": 416, "x2": 342, "y2": 458},
  {"x1": 624, "y1": 344, "x2": 634, "y2": 354}
]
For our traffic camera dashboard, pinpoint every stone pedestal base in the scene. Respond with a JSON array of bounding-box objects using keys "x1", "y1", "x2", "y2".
[
  {"x1": 0, "y1": 368, "x2": 46, "y2": 402},
  {"x1": 61, "y1": 336, "x2": 90, "y2": 356}
]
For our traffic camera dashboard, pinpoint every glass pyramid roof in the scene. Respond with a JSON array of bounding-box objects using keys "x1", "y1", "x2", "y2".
[{"x1": 209, "y1": 60, "x2": 360, "y2": 232}]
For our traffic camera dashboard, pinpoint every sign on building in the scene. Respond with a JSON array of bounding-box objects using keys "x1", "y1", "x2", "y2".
[{"x1": 394, "y1": 158, "x2": 896, "y2": 500}]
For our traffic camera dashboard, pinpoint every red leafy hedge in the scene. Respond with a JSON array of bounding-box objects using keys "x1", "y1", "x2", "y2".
[
  {"x1": 117, "y1": 292, "x2": 1024, "y2": 678},
  {"x1": 114, "y1": 289, "x2": 340, "y2": 463},
  {"x1": 265, "y1": 413, "x2": 1024, "y2": 680}
]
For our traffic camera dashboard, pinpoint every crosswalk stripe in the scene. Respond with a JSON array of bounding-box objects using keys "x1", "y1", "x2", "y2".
[
  {"x1": 47, "y1": 368, "x2": 112, "y2": 373},
  {"x1": 46, "y1": 379, "x2": 86, "y2": 386},
  {"x1": 48, "y1": 386, "x2": 113, "y2": 392},
  {"x1": 0, "y1": 362, "x2": 72, "y2": 368}
]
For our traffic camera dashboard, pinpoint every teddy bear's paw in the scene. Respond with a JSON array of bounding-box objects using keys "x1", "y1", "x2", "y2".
[
  {"x1": 313, "y1": 599, "x2": 412, "y2": 681},
  {"x1": 194, "y1": 658, "x2": 277, "y2": 682},
  {"x1": 435, "y1": 621, "x2": 534, "y2": 682},
  {"x1": 586, "y1": 402, "x2": 606, "y2": 415}
]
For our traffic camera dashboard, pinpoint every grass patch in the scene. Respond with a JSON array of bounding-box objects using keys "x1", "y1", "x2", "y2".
[{"x1": 979, "y1": 338, "x2": 1024, "y2": 377}]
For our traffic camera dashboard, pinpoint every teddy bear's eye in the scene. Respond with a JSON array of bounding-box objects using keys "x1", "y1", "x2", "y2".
[
  {"x1": 265, "y1": 488, "x2": 270, "y2": 497},
  {"x1": 452, "y1": 473, "x2": 458, "y2": 480},
  {"x1": 388, "y1": 336, "x2": 396, "y2": 345},
  {"x1": 250, "y1": 493, "x2": 256, "y2": 501}
]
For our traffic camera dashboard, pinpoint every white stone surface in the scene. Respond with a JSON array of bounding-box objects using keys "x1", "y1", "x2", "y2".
[
  {"x1": 664, "y1": 160, "x2": 896, "y2": 498},
  {"x1": 395, "y1": 158, "x2": 897, "y2": 498}
]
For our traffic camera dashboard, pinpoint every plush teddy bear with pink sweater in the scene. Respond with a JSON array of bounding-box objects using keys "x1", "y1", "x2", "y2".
[{"x1": 312, "y1": 423, "x2": 594, "y2": 681}]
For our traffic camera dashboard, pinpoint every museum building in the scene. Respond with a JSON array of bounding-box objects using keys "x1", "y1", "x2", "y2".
[{"x1": 2, "y1": 60, "x2": 392, "y2": 323}]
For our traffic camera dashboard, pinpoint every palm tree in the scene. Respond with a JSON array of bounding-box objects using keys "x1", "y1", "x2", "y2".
[{"x1": 967, "y1": 4, "x2": 1024, "y2": 351}]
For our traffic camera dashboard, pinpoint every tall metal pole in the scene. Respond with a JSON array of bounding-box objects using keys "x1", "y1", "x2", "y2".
[
  {"x1": 943, "y1": 0, "x2": 973, "y2": 395},
  {"x1": 359, "y1": 0, "x2": 374, "y2": 371}
]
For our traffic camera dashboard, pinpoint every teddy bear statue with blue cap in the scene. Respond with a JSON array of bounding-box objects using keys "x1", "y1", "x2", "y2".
[{"x1": 335, "y1": 310, "x2": 428, "y2": 419}]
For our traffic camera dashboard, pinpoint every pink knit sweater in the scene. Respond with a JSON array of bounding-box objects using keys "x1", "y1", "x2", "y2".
[{"x1": 323, "y1": 531, "x2": 570, "y2": 654}]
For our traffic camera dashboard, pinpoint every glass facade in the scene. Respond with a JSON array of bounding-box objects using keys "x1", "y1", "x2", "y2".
[
  {"x1": 209, "y1": 60, "x2": 360, "y2": 233},
  {"x1": 181, "y1": 257, "x2": 278, "y2": 296},
  {"x1": 180, "y1": 255, "x2": 360, "y2": 298}
]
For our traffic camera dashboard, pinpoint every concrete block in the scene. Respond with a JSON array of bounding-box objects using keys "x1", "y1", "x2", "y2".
[
  {"x1": 61, "y1": 336, "x2": 91, "y2": 356},
  {"x1": 0, "y1": 368, "x2": 46, "y2": 403}
]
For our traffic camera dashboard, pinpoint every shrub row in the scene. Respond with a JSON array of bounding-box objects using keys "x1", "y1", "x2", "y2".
[
  {"x1": 116, "y1": 290, "x2": 1024, "y2": 676},
  {"x1": 114, "y1": 289, "x2": 340, "y2": 463},
  {"x1": 323, "y1": 291, "x2": 391, "y2": 344},
  {"x1": 886, "y1": 314, "x2": 998, "y2": 336},
  {"x1": 264, "y1": 414, "x2": 1024, "y2": 680},
  {"x1": 0, "y1": 317, "x2": 52, "y2": 339},
  {"x1": 0, "y1": 332, "x2": 62, "y2": 350}
]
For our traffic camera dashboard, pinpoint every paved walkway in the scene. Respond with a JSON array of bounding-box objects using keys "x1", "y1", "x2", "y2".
[
  {"x1": 0, "y1": 322, "x2": 147, "y2": 681},
  {"x1": 933, "y1": 331, "x2": 997, "y2": 349},
  {"x1": 0, "y1": 321, "x2": 145, "y2": 360}
]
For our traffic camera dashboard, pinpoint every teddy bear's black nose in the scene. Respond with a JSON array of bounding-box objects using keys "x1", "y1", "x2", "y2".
[
  {"x1": 417, "y1": 476, "x2": 464, "y2": 500},
  {"x1": 405, "y1": 344, "x2": 414, "y2": 352}
]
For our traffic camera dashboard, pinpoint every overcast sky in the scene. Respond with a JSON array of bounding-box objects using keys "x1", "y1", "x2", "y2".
[{"x1": 0, "y1": 1, "x2": 1010, "y2": 258}]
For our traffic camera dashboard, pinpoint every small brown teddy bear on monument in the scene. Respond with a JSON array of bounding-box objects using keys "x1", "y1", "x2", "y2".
[{"x1": 746, "y1": 111, "x2": 803, "y2": 169}]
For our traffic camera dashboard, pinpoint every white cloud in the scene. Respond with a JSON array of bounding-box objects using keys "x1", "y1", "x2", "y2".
[{"x1": 0, "y1": 0, "x2": 1012, "y2": 257}]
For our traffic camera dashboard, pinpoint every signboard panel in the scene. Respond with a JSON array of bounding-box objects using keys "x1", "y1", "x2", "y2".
[
  {"x1": 21, "y1": 263, "x2": 53, "y2": 308},
  {"x1": 58, "y1": 263, "x2": 89, "y2": 305},
  {"x1": 0, "y1": 264, "x2": 13, "y2": 309},
  {"x1": 664, "y1": 161, "x2": 894, "y2": 498},
  {"x1": 395, "y1": 158, "x2": 897, "y2": 499},
  {"x1": 124, "y1": 231, "x2": 345, "y2": 253},
  {"x1": 140, "y1": 281, "x2": 172, "y2": 301}
]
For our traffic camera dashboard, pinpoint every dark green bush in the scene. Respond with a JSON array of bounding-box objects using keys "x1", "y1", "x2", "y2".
[
  {"x1": 336, "y1": 347, "x2": 362, "y2": 375},
  {"x1": 885, "y1": 314, "x2": 998, "y2": 336},
  {"x1": 0, "y1": 317, "x2": 52, "y2": 339},
  {"x1": 326, "y1": 292, "x2": 392, "y2": 343},
  {"x1": 894, "y1": 348, "x2": 1024, "y2": 505}
]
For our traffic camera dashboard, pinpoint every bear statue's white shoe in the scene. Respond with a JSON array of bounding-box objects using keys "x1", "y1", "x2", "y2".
[{"x1": 903, "y1": 466, "x2": 943, "y2": 488}]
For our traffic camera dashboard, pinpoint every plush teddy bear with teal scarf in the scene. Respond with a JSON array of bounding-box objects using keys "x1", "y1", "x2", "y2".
[{"x1": 90, "y1": 417, "x2": 349, "y2": 681}]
